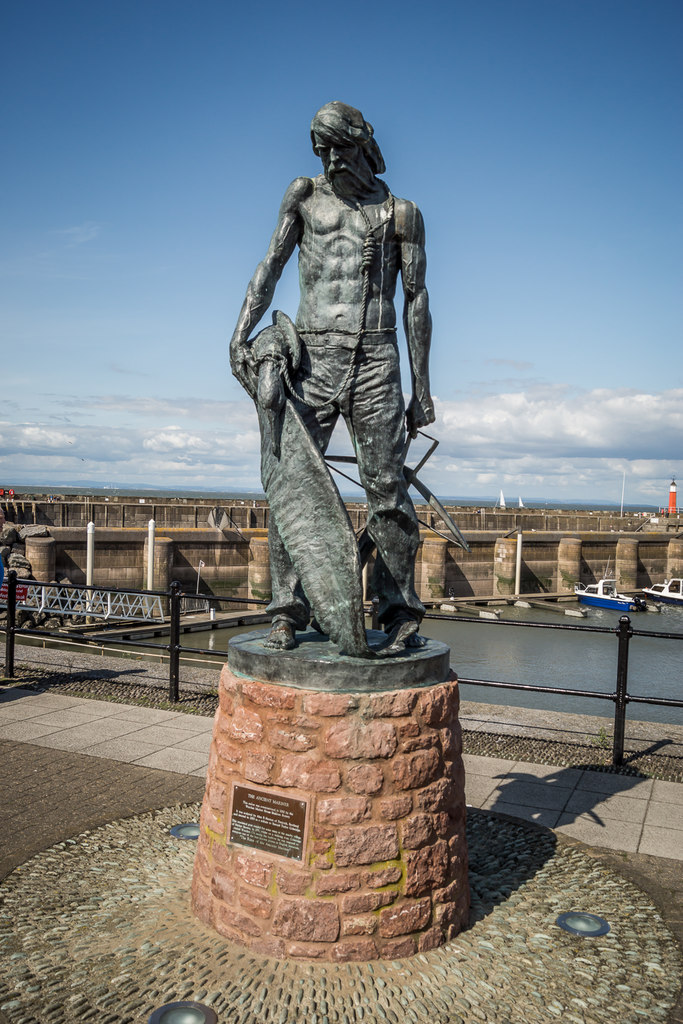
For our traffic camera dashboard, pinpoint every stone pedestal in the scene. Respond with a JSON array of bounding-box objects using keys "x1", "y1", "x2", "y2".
[{"x1": 191, "y1": 630, "x2": 469, "y2": 961}]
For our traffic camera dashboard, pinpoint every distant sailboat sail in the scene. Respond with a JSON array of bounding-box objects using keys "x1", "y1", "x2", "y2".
[
  {"x1": 498, "y1": 489, "x2": 506, "y2": 509},
  {"x1": 518, "y1": 496, "x2": 525, "y2": 508}
]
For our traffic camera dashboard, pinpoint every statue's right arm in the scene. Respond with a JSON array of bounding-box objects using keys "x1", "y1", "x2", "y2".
[{"x1": 229, "y1": 177, "x2": 311, "y2": 396}]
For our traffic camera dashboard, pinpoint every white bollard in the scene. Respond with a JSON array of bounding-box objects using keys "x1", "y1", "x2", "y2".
[
  {"x1": 515, "y1": 530, "x2": 523, "y2": 597},
  {"x1": 86, "y1": 521, "x2": 95, "y2": 588},
  {"x1": 147, "y1": 519, "x2": 156, "y2": 591}
]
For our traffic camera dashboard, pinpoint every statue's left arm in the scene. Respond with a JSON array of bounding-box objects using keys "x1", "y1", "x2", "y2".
[{"x1": 397, "y1": 200, "x2": 435, "y2": 438}]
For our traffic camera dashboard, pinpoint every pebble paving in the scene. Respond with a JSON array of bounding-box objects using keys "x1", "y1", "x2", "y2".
[{"x1": 0, "y1": 806, "x2": 680, "y2": 1024}]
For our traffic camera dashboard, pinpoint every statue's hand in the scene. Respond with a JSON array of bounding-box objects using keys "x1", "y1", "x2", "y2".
[
  {"x1": 406, "y1": 393, "x2": 435, "y2": 438},
  {"x1": 230, "y1": 340, "x2": 257, "y2": 399}
]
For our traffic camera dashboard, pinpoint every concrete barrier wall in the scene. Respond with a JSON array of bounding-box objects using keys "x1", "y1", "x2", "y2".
[{"x1": 20, "y1": 526, "x2": 677, "y2": 604}]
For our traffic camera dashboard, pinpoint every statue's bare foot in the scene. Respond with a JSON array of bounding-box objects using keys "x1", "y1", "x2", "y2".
[
  {"x1": 263, "y1": 620, "x2": 296, "y2": 650},
  {"x1": 374, "y1": 619, "x2": 421, "y2": 657},
  {"x1": 404, "y1": 631, "x2": 427, "y2": 648}
]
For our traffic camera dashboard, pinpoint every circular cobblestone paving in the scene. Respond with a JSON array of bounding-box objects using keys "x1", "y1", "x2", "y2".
[{"x1": 0, "y1": 805, "x2": 680, "y2": 1024}]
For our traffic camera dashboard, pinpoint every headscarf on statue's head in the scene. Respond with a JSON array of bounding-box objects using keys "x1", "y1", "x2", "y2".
[{"x1": 311, "y1": 102, "x2": 386, "y2": 196}]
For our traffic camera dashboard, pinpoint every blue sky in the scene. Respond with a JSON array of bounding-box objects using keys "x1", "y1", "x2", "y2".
[{"x1": 1, "y1": 0, "x2": 681, "y2": 506}]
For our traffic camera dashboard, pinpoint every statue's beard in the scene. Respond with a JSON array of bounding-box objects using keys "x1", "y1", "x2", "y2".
[{"x1": 327, "y1": 160, "x2": 376, "y2": 198}]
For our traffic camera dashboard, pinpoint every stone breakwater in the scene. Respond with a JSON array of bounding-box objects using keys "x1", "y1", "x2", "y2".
[{"x1": 191, "y1": 667, "x2": 469, "y2": 960}]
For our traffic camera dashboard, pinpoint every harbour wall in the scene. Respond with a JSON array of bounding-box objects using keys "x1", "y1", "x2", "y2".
[
  {"x1": 2, "y1": 496, "x2": 674, "y2": 535},
  {"x1": 18, "y1": 527, "x2": 683, "y2": 604}
]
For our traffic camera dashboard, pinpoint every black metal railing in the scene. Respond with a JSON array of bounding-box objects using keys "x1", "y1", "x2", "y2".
[{"x1": 2, "y1": 571, "x2": 682, "y2": 767}]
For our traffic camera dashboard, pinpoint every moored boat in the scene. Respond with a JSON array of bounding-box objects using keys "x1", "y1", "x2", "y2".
[
  {"x1": 575, "y1": 578, "x2": 647, "y2": 612},
  {"x1": 641, "y1": 578, "x2": 683, "y2": 606}
]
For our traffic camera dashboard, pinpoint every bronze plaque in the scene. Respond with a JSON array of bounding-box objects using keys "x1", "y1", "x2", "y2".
[{"x1": 229, "y1": 784, "x2": 308, "y2": 861}]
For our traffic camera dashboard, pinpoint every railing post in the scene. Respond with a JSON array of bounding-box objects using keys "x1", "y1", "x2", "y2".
[
  {"x1": 4, "y1": 570, "x2": 17, "y2": 678},
  {"x1": 168, "y1": 580, "x2": 182, "y2": 703},
  {"x1": 612, "y1": 614, "x2": 633, "y2": 766},
  {"x1": 371, "y1": 596, "x2": 380, "y2": 631}
]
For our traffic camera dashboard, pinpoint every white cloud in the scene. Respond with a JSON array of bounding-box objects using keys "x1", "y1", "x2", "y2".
[
  {"x1": 2, "y1": 386, "x2": 681, "y2": 504},
  {"x1": 55, "y1": 221, "x2": 101, "y2": 247}
]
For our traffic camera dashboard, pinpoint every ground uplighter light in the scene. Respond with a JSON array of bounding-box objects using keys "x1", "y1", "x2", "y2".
[
  {"x1": 148, "y1": 1000, "x2": 218, "y2": 1024},
  {"x1": 169, "y1": 823, "x2": 200, "y2": 840},
  {"x1": 556, "y1": 912, "x2": 611, "y2": 937}
]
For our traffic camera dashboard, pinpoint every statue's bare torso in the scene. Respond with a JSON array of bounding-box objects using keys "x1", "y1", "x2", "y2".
[{"x1": 295, "y1": 175, "x2": 401, "y2": 335}]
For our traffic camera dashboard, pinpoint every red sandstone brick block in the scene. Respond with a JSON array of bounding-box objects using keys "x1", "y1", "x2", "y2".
[
  {"x1": 286, "y1": 941, "x2": 328, "y2": 959},
  {"x1": 345, "y1": 763, "x2": 384, "y2": 795},
  {"x1": 324, "y1": 719, "x2": 398, "y2": 760},
  {"x1": 341, "y1": 891, "x2": 396, "y2": 914},
  {"x1": 403, "y1": 840, "x2": 449, "y2": 897},
  {"x1": 239, "y1": 887, "x2": 274, "y2": 919},
  {"x1": 335, "y1": 824, "x2": 399, "y2": 867},
  {"x1": 268, "y1": 726, "x2": 316, "y2": 752},
  {"x1": 219, "y1": 690, "x2": 234, "y2": 714},
  {"x1": 200, "y1": 803, "x2": 223, "y2": 837},
  {"x1": 244, "y1": 750, "x2": 275, "y2": 785},
  {"x1": 191, "y1": 877, "x2": 213, "y2": 927},
  {"x1": 272, "y1": 899, "x2": 340, "y2": 941},
  {"x1": 379, "y1": 794, "x2": 412, "y2": 820},
  {"x1": 390, "y1": 748, "x2": 441, "y2": 790},
  {"x1": 234, "y1": 853, "x2": 272, "y2": 889},
  {"x1": 440, "y1": 724, "x2": 462, "y2": 759},
  {"x1": 219, "y1": 666, "x2": 241, "y2": 695},
  {"x1": 303, "y1": 693, "x2": 359, "y2": 716},
  {"x1": 215, "y1": 903, "x2": 263, "y2": 938},
  {"x1": 418, "y1": 679, "x2": 458, "y2": 727},
  {"x1": 315, "y1": 872, "x2": 362, "y2": 895},
  {"x1": 364, "y1": 866, "x2": 402, "y2": 888},
  {"x1": 242, "y1": 679, "x2": 297, "y2": 709},
  {"x1": 276, "y1": 867, "x2": 312, "y2": 895},
  {"x1": 208, "y1": 779, "x2": 228, "y2": 812},
  {"x1": 415, "y1": 777, "x2": 455, "y2": 813},
  {"x1": 251, "y1": 936, "x2": 286, "y2": 958},
  {"x1": 418, "y1": 925, "x2": 444, "y2": 952},
  {"x1": 277, "y1": 755, "x2": 342, "y2": 792},
  {"x1": 378, "y1": 897, "x2": 431, "y2": 937},
  {"x1": 316, "y1": 796, "x2": 371, "y2": 825},
  {"x1": 312, "y1": 839, "x2": 332, "y2": 854},
  {"x1": 342, "y1": 915, "x2": 377, "y2": 936},
  {"x1": 214, "y1": 737, "x2": 243, "y2": 767},
  {"x1": 380, "y1": 935, "x2": 416, "y2": 958},
  {"x1": 400, "y1": 733, "x2": 438, "y2": 753},
  {"x1": 365, "y1": 690, "x2": 418, "y2": 718},
  {"x1": 226, "y1": 706, "x2": 263, "y2": 743},
  {"x1": 211, "y1": 841, "x2": 232, "y2": 870},
  {"x1": 211, "y1": 871, "x2": 237, "y2": 903},
  {"x1": 401, "y1": 813, "x2": 436, "y2": 849},
  {"x1": 397, "y1": 720, "x2": 420, "y2": 739},
  {"x1": 333, "y1": 937, "x2": 378, "y2": 961}
]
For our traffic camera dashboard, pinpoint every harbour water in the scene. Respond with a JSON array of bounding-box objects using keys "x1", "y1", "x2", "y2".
[{"x1": 194, "y1": 603, "x2": 683, "y2": 727}]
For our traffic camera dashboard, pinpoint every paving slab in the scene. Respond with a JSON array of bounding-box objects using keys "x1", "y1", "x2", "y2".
[
  {"x1": 79, "y1": 737, "x2": 168, "y2": 762},
  {"x1": 461, "y1": 753, "x2": 513, "y2": 777},
  {"x1": 27, "y1": 718, "x2": 144, "y2": 750},
  {"x1": 131, "y1": 747, "x2": 210, "y2": 774},
  {"x1": 485, "y1": 779, "x2": 575, "y2": 811},
  {"x1": 494, "y1": 802, "x2": 561, "y2": 828},
  {"x1": 576, "y1": 769, "x2": 654, "y2": 798},
  {"x1": 564, "y1": 790, "x2": 649, "y2": 824},
  {"x1": 555, "y1": 812, "x2": 642, "y2": 852},
  {"x1": 464, "y1": 774, "x2": 499, "y2": 807},
  {"x1": 638, "y1": 825, "x2": 683, "y2": 861},
  {"x1": 645, "y1": 801, "x2": 683, "y2": 830}
]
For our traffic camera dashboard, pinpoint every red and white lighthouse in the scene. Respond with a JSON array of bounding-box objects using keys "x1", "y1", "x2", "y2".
[{"x1": 668, "y1": 478, "x2": 678, "y2": 515}]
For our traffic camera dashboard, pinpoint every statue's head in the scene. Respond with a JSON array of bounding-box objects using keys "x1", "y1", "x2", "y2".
[{"x1": 311, "y1": 101, "x2": 385, "y2": 197}]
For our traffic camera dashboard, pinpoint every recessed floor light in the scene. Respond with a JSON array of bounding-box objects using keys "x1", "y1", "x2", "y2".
[
  {"x1": 148, "y1": 999, "x2": 218, "y2": 1024},
  {"x1": 169, "y1": 823, "x2": 200, "y2": 840},
  {"x1": 556, "y1": 912, "x2": 610, "y2": 936}
]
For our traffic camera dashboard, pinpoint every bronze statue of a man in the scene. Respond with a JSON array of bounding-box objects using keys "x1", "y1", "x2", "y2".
[{"x1": 230, "y1": 101, "x2": 435, "y2": 652}]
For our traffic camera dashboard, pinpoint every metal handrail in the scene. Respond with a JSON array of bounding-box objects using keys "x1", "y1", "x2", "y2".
[{"x1": 2, "y1": 571, "x2": 682, "y2": 766}]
